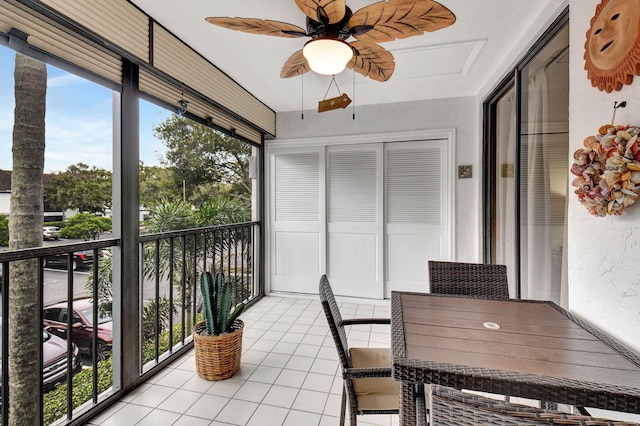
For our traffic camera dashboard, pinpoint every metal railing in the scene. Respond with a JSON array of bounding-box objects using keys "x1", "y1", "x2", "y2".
[
  {"x1": 139, "y1": 221, "x2": 262, "y2": 372},
  {"x1": 0, "y1": 238, "x2": 119, "y2": 426},
  {"x1": 0, "y1": 221, "x2": 262, "y2": 425}
]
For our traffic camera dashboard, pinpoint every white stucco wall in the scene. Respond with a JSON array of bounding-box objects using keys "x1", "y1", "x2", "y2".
[
  {"x1": 271, "y1": 96, "x2": 480, "y2": 262},
  {"x1": 0, "y1": 193, "x2": 9, "y2": 216},
  {"x1": 569, "y1": 1, "x2": 640, "y2": 353}
]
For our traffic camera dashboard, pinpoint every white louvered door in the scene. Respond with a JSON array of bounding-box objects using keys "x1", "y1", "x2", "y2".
[
  {"x1": 326, "y1": 145, "x2": 383, "y2": 298},
  {"x1": 385, "y1": 140, "x2": 449, "y2": 296},
  {"x1": 269, "y1": 148, "x2": 324, "y2": 293},
  {"x1": 268, "y1": 136, "x2": 451, "y2": 298}
]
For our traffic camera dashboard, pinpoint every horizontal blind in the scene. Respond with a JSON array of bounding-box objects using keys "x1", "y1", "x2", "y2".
[
  {"x1": 40, "y1": 0, "x2": 149, "y2": 62},
  {"x1": 1, "y1": 0, "x2": 275, "y2": 139},
  {"x1": 151, "y1": 23, "x2": 274, "y2": 138},
  {"x1": 386, "y1": 146, "x2": 441, "y2": 224},
  {"x1": 0, "y1": 0, "x2": 122, "y2": 84},
  {"x1": 520, "y1": 134, "x2": 568, "y2": 225},
  {"x1": 139, "y1": 69, "x2": 262, "y2": 144},
  {"x1": 274, "y1": 153, "x2": 320, "y2": 222}
]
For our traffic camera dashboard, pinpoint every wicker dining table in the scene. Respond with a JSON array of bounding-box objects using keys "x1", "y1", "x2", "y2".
[{"x1": 390, "y1": 291, "x2": 640, "y2": 425}]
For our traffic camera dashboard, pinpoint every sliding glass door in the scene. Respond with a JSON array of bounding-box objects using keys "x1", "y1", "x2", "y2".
[{"x1": 484, "y1": 11, "x2": 568, "y2": 305}]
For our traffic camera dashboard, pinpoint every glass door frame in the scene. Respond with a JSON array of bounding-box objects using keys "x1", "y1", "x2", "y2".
[{"x1": 482, "y1": 8, "x2": 569, "y2": 300}]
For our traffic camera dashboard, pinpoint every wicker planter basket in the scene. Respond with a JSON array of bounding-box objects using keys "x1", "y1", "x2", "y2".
[{"x1": 193, "y1": 319, "x2": 243, "y2": 380}]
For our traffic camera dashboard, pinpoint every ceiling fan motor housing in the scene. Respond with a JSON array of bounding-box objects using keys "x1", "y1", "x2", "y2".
[{"x1": 306, "y1": 6, "x2": 352, "y2": 40}]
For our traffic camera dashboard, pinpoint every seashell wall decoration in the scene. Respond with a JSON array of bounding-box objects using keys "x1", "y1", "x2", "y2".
[{"x1": 571, "y1": 124, "x2": 640, "y2": 216}]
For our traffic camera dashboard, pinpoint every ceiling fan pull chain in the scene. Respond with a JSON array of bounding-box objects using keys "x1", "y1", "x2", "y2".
[
  {"x1": 352, "y1": 67, "x2": 356, "y2": 120},
  {"x1": 301, "y1": 72, "x2": 304, "y2": 120}
]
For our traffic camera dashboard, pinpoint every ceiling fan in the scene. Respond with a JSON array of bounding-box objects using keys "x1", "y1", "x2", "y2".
[{"x1": 205, "y1": 0, "x2": 456, "y2": 82}]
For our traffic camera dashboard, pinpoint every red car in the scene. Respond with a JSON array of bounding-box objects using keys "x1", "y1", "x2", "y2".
[
  {"x1": 0, "y1": 319, "x2": 82, "y2": 390},
  {"x1": 43, "y1": 298, "x2": 113, "y2": 360}
]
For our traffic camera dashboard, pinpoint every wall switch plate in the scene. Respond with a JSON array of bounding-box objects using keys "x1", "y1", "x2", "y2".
[{"x1": 458, "y1": 165, "x2": 472, "y2": 179}]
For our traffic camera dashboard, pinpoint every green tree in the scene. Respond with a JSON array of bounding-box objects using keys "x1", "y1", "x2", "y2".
[
  {"x1": 141, "y1": 198, "x2": 250, "y2": 332},
  {"x1": 195, "y1": 198, "x2": 251, "y2": 227},
  {"x1": 45, "y1": 163, "x2": 112, "y2": 213},
  {"x1": 0, "y1": 215, "x2": 8, "y2": 247},
  {"x1": 139, "y1": 163, "x2": 181, "y2": 207},
  {"x1": 9, "y1": 52, "x2": 47, "y2": 426},
  {"x1": 143, "y1": 199, "x2": 195, "y2": 234},
  {"x1": 85, "y1": 249, "x2": 175, "y2": 351},
  {"x1": 60, "y1": 213, "x2": 112, "y2": 240},
  {"x1": 154, "y1": 115, "x2": 252, "y2": 206}
]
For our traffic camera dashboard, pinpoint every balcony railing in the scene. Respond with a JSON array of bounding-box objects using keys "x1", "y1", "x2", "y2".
[
  {"x1": 0, "y1": 221, "x2": 262, "y2": 425},
  {"x1": 0, "y1": 238, "x2": 119, "y2": 426},
  {"x1": 139, "y1": 221, "x2": 262, "y2": 372}
]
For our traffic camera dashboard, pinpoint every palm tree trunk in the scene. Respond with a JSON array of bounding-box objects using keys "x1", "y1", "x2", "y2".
[{"x1": 8, "y1": 53, "x2": 47, "y2": 426}]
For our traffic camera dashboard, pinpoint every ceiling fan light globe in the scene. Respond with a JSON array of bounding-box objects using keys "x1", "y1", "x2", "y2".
[{"x1": 303, "y1": 38, "x2": 353, "y2": 75}]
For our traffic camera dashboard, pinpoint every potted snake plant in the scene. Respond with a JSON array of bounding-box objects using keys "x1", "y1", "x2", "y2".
[{"x1": 193, "y1": 271, "x2": 245, "y2": 380}]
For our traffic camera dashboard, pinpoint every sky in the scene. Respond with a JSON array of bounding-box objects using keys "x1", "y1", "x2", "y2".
[{"x1": 0, "y1": 45, "x2": 169, "y2": 174}]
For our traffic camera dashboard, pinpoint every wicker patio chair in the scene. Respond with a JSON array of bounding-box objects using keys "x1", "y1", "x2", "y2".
[
  {"x1": 428, "y1": 260, "x2": 510, "y2": 299},
  {"x1": 430, "y1": 385, "x2": 639, "y2": 425},
  {"x1": 319, "y1": 275, "x2": 426, "y2": 426}
]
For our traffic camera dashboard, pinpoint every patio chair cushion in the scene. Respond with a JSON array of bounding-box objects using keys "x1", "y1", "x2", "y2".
[{"x1": 349, "y1": 347, "x2": 399, "y2": 411}]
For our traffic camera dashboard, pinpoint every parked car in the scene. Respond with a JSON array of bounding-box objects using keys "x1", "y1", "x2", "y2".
[
  {"x1": 42, "y1": 226, "x2": 61, "y2": 241},
  {"x1": 0, "y1": 319, "x2": 82, "y2": 390},
  {"x1": 43, "y1": 249, "x2": 94, "y2": 271},
  {"x1": 43, "y1": 298, "x2": 113, "y2": 360}
]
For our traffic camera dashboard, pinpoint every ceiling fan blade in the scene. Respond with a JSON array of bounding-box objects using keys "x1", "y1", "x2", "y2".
[
  {"x1": 349, "y1": 0, "x2": 455, "y2": 43},
  {"x1": 294, "y1": 0, "x2": 346, "y2": 24},
  {"x1": 205, "y1": 17, "x2": 307, "y2": 38},
  {"x1": 347, "y1": 41, "x2": 395, "y2": 82},
  {"x1": 280, "y1": 49, "x2": 311, "y2": 78}
]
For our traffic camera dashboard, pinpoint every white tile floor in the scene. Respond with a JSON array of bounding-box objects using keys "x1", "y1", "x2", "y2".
[{"x1": 87, "y1": 294, "x2": 399, "y2": 426}]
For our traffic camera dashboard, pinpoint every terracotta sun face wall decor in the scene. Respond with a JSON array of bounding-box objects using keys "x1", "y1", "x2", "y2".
[{"x1": 584, "y1": 0, "x2": 640, "y2": 92}]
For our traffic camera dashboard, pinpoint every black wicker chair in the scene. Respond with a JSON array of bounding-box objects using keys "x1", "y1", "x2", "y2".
[
  {"x1": 428, "y1": 260, "x2": 510, "y2": 299},
  {"x1": 319, "y1": 275, "x2": 425, "y2": 425},
  {"x1": 430, "y1": 385, "x2": 639, "y2": 425}
]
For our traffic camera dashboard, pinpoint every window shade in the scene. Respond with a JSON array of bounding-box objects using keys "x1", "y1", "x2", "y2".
[
  {"x1": 139, "y1": 69, "x2": 262, "y2": 144},
  {"x1": 151, "y1": 23, "x2": 274, "y2": 139},
  {"x1": 39, "y1": 0, "x2": 149, "y2": 62},
  {"x1": 0, "y1": 1, "x2": 122, "y2": 84},
  {"x1": 1, "y1": 0, "x2": 275, "y2": 142}
]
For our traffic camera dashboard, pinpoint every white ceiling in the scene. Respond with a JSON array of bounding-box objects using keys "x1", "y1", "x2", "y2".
[{"x1": 130, "y1": 0, "x2": 563, "y2": 114}]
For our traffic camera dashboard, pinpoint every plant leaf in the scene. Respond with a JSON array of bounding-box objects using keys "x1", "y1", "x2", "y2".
[
  {"x1": 218, "y1": 280, "x2": 232, "y2": 334},
  {"x1": 227, "y1": 303, "x2": 245, "y2": 332},
  {"x1": 200, "y1": 272, "x2": 215, "y2": 335}
]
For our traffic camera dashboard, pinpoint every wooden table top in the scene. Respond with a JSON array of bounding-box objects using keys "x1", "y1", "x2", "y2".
[{"x1": 391, "y1": 291, "x2": 640, "y2": 413}]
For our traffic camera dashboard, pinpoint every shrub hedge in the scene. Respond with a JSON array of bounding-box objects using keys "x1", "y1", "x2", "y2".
[{"x1": 43, "y1": 320, "x2": 192, "y2": 425}]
